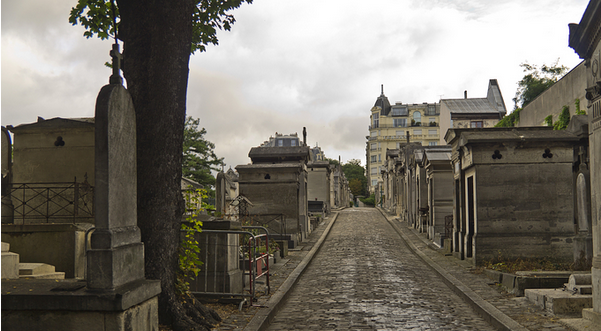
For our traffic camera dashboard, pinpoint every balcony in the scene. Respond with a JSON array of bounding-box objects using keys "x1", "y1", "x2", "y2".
[{"x1": 370, "y1": 122, "x2": 438, "y2": 129}]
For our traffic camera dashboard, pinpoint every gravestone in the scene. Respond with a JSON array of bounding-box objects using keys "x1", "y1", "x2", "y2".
[
  {"x1": 1, "y1": 44, "x2": 160, "y2": 331},
  {"x1": 87, "y1": 82, "x2": 145, "y2": 289}
]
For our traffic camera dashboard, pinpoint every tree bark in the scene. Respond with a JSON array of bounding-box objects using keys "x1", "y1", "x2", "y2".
[{"x1": 117, "y1": 0, "x2": 219, "y2": 329}]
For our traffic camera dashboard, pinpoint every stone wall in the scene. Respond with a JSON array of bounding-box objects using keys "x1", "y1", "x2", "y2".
[
  {"x1": 236, "y1": 163, "x2": 307, "y2": 241},
  {"x1": 1, "y1": 223, "x2": 90, "y2": 278},
  {"x1": 518, "y1": 62, "x2": 587, "y2": 127},
  {"x1": 470, "y1": 150, "x2": 575, "y2": 264},
  {"x1": 9, "y1": 119, "x2": 95, "y2": 185}
]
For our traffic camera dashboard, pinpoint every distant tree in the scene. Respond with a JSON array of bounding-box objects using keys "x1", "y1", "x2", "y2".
[
  {"x1": 497, "y1": 61, "x2": 568, "y2": 128},
  {"x1": 183, "y1": 116, "x2": 224, "y2": 189},
  {"x1": 325, "y1": 158, "x2": 339, "y2": 166},
  {"x1": 341, "y1": 159, "x2": 367, "y2": 196},
  {"x1": 348, "y1": 178, "x2": 363, "y2": 196},
  {"x1": 513, "y1": 61, "x2": 568, "y2": 109}
]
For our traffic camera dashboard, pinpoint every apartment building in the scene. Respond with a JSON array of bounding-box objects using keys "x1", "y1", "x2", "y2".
[{"x1": 366, "y1": 86, "x2": 440, "y2": 193}]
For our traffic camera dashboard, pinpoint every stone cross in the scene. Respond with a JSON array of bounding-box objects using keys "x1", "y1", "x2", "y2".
[{"x1": 109, "y1": 43, "x2": 123, "y2": 85}]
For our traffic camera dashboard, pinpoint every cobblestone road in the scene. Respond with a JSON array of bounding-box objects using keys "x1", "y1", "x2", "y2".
[{"x1": 266, "y1": 208, "x2": 495, "y2": 330}]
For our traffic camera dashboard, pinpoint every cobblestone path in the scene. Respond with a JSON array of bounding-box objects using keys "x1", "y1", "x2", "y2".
[{"x1": 266, "y1": 208, "x2": 495, "y2": 330}]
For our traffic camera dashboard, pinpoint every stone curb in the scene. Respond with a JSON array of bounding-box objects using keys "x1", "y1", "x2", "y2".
[
  {"x1": 378, "y1": 208, "x2": 528, "y2": 331},
  {"x1": 243, "y1": 211, "x2": 340, "y2": 331}
]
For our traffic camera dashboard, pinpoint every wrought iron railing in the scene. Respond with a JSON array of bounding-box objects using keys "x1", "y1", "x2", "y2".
[{"x1": 9, "y1": 179, "x2": 94, "y2": 223}]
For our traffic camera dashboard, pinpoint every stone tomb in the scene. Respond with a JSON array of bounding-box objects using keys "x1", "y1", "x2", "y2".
[
  {"x1": 568, "y1": 3, "x2": 601, "y2": 326},
  {"x1": 422, "y1": 146, "x2": 453, "y2": 247},
  {"x1": 2, "y1": 82, "x2": 160, "y2": 330},
  {"x1": 445, "y1": 126, "x2": 586, "y2": 265},
  {"x1": 307, "y1": 160, "x2": 331, "y2": 215},
  {"x1": 186, "y1": 219, "x2": 243, "y2": 295},
  {"x1": 236, "y1": 146, "x2": 310, "y2": 246}
]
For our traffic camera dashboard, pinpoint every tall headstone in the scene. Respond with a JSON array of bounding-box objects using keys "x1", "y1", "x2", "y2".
[{"x1": 87, "y1": 82, "x2": 145, "y2": 289}]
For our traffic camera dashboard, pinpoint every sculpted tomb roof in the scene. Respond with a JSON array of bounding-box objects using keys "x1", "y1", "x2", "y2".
[
  {"x1": 445, "y1": 127, "x2": 582, "y2": 146},
  {"x1": 8, "y1": 117, "x2": 95, "y2": 132}
]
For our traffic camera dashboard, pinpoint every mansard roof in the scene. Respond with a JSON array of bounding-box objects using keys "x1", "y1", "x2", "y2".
[
  {"x1": 441, "y1": 79, "x2": 506, "y2": 117},
  {"x1": 442, "y1": 98, "x2": 499, "y2": 114},
  {"x1": 373, "y1": 85, "x2": 392, "y2": 116}
]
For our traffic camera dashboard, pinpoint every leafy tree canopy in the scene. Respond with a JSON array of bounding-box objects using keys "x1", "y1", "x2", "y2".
[
  {"x1": 183, "y1": 116, "x2": 224, "y2": 189},
  {"x1": 513, "y1": 61, "x2": 568, "y2": 109},
  {"x1": 348, "y1": 178, "x2": 363, "y2": 197},
  {"x1": 341, "y1": 159, "x2": 367, "y2": 196},
  {"x1": 69, "y1": 0, "x2": 252, "y2": 54},
  {"x1": 325, "y1": 158, "x2": 339, "y2": 166}
]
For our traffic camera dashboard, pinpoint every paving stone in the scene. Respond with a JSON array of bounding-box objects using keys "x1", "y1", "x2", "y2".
[
  {"x1": 213, "y1": 208, "x2": 575, "y2": 330},
  {"x1": 266, "y1": 208, "x2": 495, "y2": 330}
]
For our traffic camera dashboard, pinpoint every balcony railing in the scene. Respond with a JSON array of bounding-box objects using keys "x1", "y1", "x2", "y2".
[{"x1": 369, "y1": 122, "x2": 438, "y2": 130}]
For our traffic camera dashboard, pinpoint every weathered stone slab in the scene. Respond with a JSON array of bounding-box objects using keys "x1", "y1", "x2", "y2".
[{"x1": 87, "y1": 84, "x2": 144, "y2": 290}]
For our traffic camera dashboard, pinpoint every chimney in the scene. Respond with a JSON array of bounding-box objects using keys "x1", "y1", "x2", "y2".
[{"x1": 464, "y1": 90, "x2": 467, "y2": 99}]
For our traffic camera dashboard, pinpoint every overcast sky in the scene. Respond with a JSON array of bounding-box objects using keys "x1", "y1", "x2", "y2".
[{"x1": 1, "y1": 0, "x2": 590, "y2": 169}]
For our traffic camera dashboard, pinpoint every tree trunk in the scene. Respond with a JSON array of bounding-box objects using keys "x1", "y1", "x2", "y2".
[{"x1": 117, "y1": 0, "x2": 219, "y2": 329}]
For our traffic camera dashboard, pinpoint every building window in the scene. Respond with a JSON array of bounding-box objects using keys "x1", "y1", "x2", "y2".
[
  {"x1": 371, "y1": 167, "x2": 377, "y2": 175},
  {"x1": 396, "y1": 130, "x2": 405, "y2": 136},
  {"x1": 371, "y1": 143, "x2": 377, "y2": 151},
  {"x1": 277, "y1": 139, "x2": 283, "y2": 146},
  {"x1": 429, "y1": 142, "x2": 438, "y2": 146},
  {"x1": 373, "y1": 113, "x2": 379, "y2": 128},
  {"x1": 427, "y1": 105, "x2": 436, "y2": 115},
  {"x1": 371, "y1": 155, "x2": 377, "y2": 163},
  {"x1": 470, "y1": 121, "x2": 483, "y2": 128},
  {"x1": 413, "y1": 111, "x2": 422, "y2": 125},
  {"x1": 371, "y1": 179, "x2": 378, "y2": 186},
  {"x1": 428, "y1": 129, "x2": 437, "y2": 135},
  {"x1": 413, "y1": 129, "x2": 422, "y2": 135},
  {"x1": 378, "y1": 154, "x2": 381, "y2": 162},
  {"x1": 393, "y1": 118, "x2": 407, "y2": 127},
  {"x1": 370, "y1": 131, "x2": 378, "y2": 137},
  {"x1": 291, "y1": 139, "x2": 297, "y2": 146},
  {"x1": 391, "y1": 106, "x2": 408, "y2": 116},
  {"x1": 396, "y1": 142, "x2": 400, "y2": 149}
]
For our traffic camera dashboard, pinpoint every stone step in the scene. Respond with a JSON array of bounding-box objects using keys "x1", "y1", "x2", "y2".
[
  {"x1": 525, "y1": 288, "x2": 592, "y2": 316},
  {"x1": 18, "y1": 263, "x2": 56, "y2": 275},
  {"x1": 19, "y1": 271, "x2": 65, "y2": 279},
  {"x1": 18, "y1": 263, "x2": 65, "y2": 280}
]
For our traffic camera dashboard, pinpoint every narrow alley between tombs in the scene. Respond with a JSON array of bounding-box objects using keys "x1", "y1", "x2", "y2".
[{"x1": 265, "y1": 208, "x2": 495, "y2": 330}]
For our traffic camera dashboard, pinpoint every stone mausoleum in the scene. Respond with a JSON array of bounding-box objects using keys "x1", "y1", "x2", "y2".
[
  {"x1": 236, "y1": 143, "x2": 310, "y2": 247},
  {"x1": 445, "y1": 126, "x2": 587, "y2": 265}
]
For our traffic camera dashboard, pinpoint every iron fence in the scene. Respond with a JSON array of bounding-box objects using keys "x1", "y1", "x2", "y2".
[
  {"x1": 183, "y1": 226, "x2": 271, "y2": 307},
  {"x1": 9, "y1": 178, "x2": 94, "y2": 224}
]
